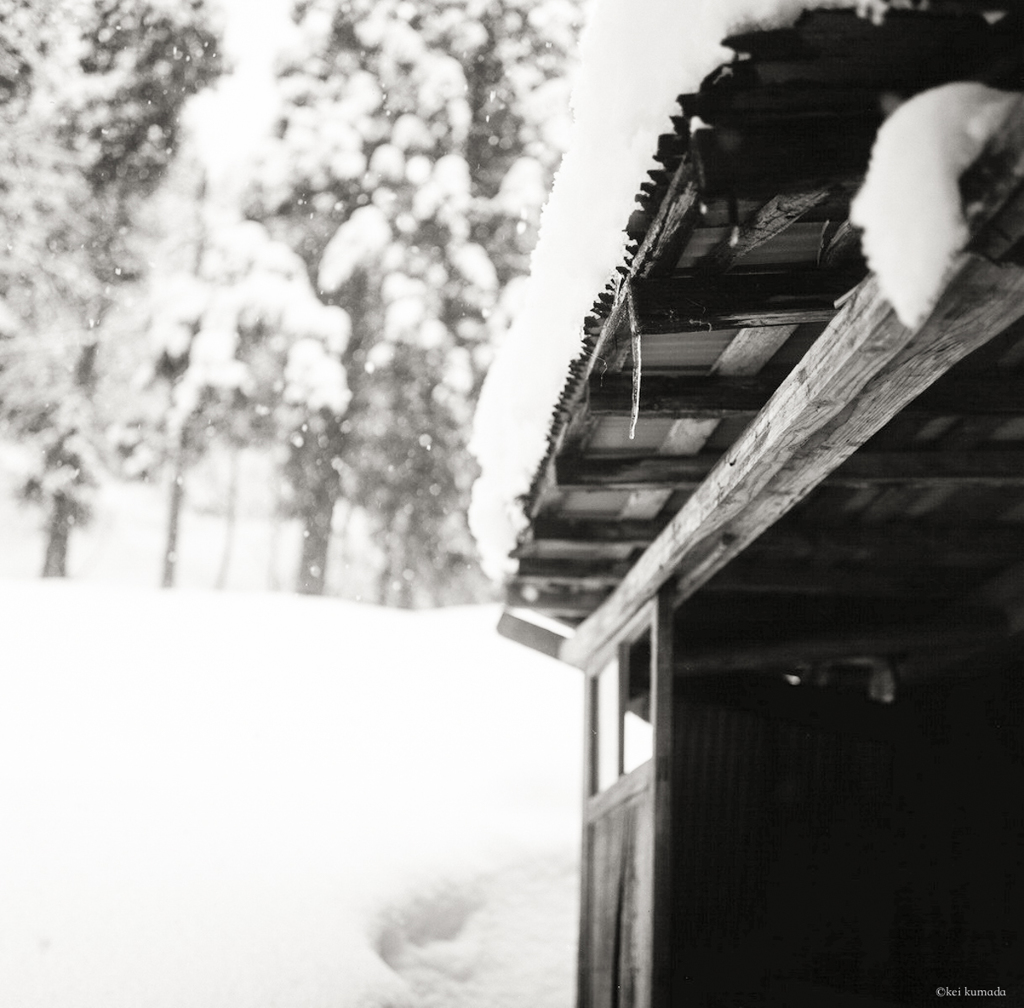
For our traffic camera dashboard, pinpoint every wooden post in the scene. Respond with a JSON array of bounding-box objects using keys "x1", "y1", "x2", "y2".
[
  {"x1": 650, "y1": 586, "x2": 675, "y2": 1008},
  {"x1": 577, "y1": 670, "x2": 599, "y2": 1008}
]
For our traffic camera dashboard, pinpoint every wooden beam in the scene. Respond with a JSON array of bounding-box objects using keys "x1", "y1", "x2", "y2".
[
  {"x1": 629, "y1": 269, "x2": 860, "y2": 333},
  {"x1": 749, "y1": 522, "x2": 1024, "y2": 568},
  {"x1": 525, "y1": 518, "x2": 1024, "y2": 568},
  {"x1": 704, "y1": 561, "x2": 978, "y2": 600},
  {"x1": 495, "y1": 610, "x2": 569, "y2": 659},
  {"x1": 561, "y1": 254, "x2": 1024, "y2": 669},
  {"x1": 589, "y1": 374, "x2": 773, "y2": 418},
  {"x1": 688, "y1": 114, "x2": 879, "y2": 199},
  {"x1": 518, "y1": 554, "x2": 991, "y2": 599},
  {"x1": 828, "y1": 450, "x2": 1024, "y2": 487},
  {"x1": 711, "y1": 324, "x2": 796, "y2": 375},
  {"x1": 636, "y1": 167, "x2": 705, "y2": 281},
  {"x1": 674, "y1": 617, "x2": 1007, "y2": 674},
  {"x1": 517, "y1": 557, "x2": 632, "y2": 586},
  {"x1": 523, "y1": 516, "x2": 669, "y2": 547},
  {"x1": 507, "y1": 581, "x2": 609, "y2": 619},
  {"x1": 649, "y1": 587, "x2": 675, "y2": 1008},
  {"x1": 556, "y1": 453, "x2": 714, "y2": 489},
  {"x1": 587, "y1": 371, "x2": 1024, "y2": 419},
  {"x1": 555, "y1": 450, "x2": 1024, "y2": 491},
  {"x1": 697, "y1": 188, "x2": 834, "y2": 272}
]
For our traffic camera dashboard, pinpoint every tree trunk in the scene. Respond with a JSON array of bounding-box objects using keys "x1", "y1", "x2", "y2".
[
  {"x1": 296, "y1": 478, "x2": 337, "y2": 595},
  {"x1": 214, "y1": 447, "x2": 240, "y2": 591},
  {"x1": 378, "y1": 505, "x2": 413, "y2": 607},
  {"x1": 162, "y1": 452, "x2": 186, "y2": 589},
  {"x1": 41, "y1": 492, "x2": 74, "y2": 578}
]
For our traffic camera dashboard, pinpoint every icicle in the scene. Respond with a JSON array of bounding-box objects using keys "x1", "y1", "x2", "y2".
[
  {"x1": 626, "y1": 281, "x2": 641, "y2": 439},
  {"x1": 629, "y1": 325, "x2": 642, "y2": 439}
]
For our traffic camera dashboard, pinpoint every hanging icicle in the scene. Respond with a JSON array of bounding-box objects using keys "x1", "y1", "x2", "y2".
[{"x1": 626, "y1": 281, "x2": 642, "y2": 439}]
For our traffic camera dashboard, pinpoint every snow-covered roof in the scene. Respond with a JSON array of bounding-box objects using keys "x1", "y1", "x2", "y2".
[{"x1": 468, "y1": 0, "x2": 861, "y2": 580}]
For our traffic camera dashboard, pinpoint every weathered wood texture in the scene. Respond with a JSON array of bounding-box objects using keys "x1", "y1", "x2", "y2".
[
  {"x1": 588, "y1": 371, "x2": 1024, "y2": 418},
  {"x1": 562, "y1": 258, "x2": 1024, "y2": 668},
  {"x1": 557, "y1": 449, "x2": 1024, "y2": 491},
  {"x1": 495, "y1": 610, "x2": 567, "y2": 658},
  {"x1": 667, "y1": 672, "x2": 1024, "y2": 1003},
  {"x1": 507, "y1": 582, "x2": 609, "y2": 619},
  {"x1": 650, "y1": 589, "x2": 675, "y2": 1008},
  {"x1": 628, "y1": 269, "x2": 860, "y2": 333},
  {"x1": 696, "y1": 188, "x2": 835, "y2": 271},
  {"x1": 579, "y1": 765, "x2": 654, "y2": 1008},
  {"x1": 689, "y1": 118, "x2": 879, "y2": 198},
  {"x1": 523, "y1": 519, "x2": 1024, "y2": 568},
  {"x1": 673, "y1": 615, "x2": 1007, "y2": 674}
]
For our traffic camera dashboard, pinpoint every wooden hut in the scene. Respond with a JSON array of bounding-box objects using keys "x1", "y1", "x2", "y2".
[{"x1": 489, "y1": 7, "x2": 1024, "y2": 1007}]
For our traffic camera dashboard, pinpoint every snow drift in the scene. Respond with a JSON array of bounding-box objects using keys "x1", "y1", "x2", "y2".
[{"x1": 0, "y1": 581, "x2": 582, "y2": 1007}]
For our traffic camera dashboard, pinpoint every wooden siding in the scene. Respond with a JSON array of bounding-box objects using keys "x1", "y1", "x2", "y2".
[
  {"x1": 668, "y1": 672, "x2": 1024, "y2": 1007},
  {"x1": 580, "y1": 763, "x2": 654, "y2": 1008}
]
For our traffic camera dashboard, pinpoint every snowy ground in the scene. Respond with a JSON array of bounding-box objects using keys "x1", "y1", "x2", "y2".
[{"x1": 0, "y1": 580, "x2": 582, "y2": 1007}]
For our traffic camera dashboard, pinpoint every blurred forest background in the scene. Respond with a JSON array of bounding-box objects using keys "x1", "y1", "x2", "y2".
[{"x1": 0, "y1": 0, "x2": 582, "y2": 607}]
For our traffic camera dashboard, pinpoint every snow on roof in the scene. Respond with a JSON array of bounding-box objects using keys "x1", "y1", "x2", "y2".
[
  {"x1": 468, "y1": 0, "x2": 856, "y2": 581},
  {"x1": 851, "y1": 82, "x2": 1021, "y2": 328}
]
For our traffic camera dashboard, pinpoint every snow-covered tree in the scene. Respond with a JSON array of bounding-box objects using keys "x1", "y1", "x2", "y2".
[
  {"x1": 143, "y1": 162, "x2": 351, "y2": 587},
  {"x1": 247, "y1": 0, "x2": 582, "y2": 604},
  {"x1": 0, "y1": 0, "x2": 222, "y2": 576}
]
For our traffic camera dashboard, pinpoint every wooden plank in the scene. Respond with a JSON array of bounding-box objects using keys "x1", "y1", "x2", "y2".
[
  {"x1": 705, "y1": 561, "x2": 978, "y2": 599},
  {"x1": 495, "y1": 610, "x2": 569, "y2": 658},
  {"x1": 635, "y1": 166, "x2": 705, "y2": 281},
  {"x1": 561, "y1": 254, "x2": 1024, "y2": 669},
  {"x1": 649, "y1": 587, "x2": 675, "y2": 1008},
  {"x1": 688, "y1": 113, "x2": 878, "y2": 199},
  {"x1": 577, "y1": 675, "x2": 599, "y2": 1008},
  {"x1": 696, "y1": 188, "x2": 834, "y2": 271},
  {"x1": 517, "y1": 557, "x2": 632, "y2": 586},
  {"x1": 525, "y1": 518, "x2": 1024, "y2": 561},
  {"x1": 588, "y1": 371, "x2": 1024, "y2": 419},
  {"x1": 711, "y1": 324, "x2": 796, "y2": 375},
  {"x1": 979, "y1": 558, "x2": 1024, "y2": 636},
  {"x1": 619, "y1": 488, "x2": 672, "y2": 521},
  {"x1": 507, "y1": 582, "x2": 609, "y2": 619},
  {"x1": 556, "y1": 453, "x2": 715, "y2": 490},
  {"x1": 527, "y1": 516, "x2": 671, "y2": 546},
  {"x1": 556, "y1": 449, "x2": 1024, "y2": 491},
  {"x1": 829, "y1": 450, "x2": 1024, "y2": 487},
  {"x1": 585, "y1": 760, "x2": 653, "y2": 823},
  {"x1": 748, "y1": 522, "x2": 1024, "y2": 568},
  {"x1": 629, "y1": 269, "x2": 859, "y2": 333},
  {"x1": 674, "y1": 616, "x2": 1007, "y2": 673},
  {"x1": 590, "y1": 374, "x2": 773, "y2": 418},
  {"x1": 519, "y1": 555, "x2": 992, "y2": 599}
]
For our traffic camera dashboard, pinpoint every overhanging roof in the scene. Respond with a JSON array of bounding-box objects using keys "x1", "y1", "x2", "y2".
[{"x1": 502, "y1": 8, "x2": 1024, "y2": 676}]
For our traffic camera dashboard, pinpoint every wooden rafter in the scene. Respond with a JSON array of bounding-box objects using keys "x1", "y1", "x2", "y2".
[
  {"x1": 696, "y1": 187, "x2": 836, "y2": 271},
  {"x1": 520, "y1": 519, "x2": 1024, "y2": 567},
  {"x1": 556, "y1": 449, "x2": 1024, "y2": 491},
  {"x1": 587, "y1": 372, "x2": 1024, "y2": 418},
  {"x1": 518, "y1": 556, "x2": 992, "y2": 599},
  {"x1": 628, "y1": 269, "x2": 859, "y2": 333},
  {"x1": 674, "y1": 616, "x2": 1008, "y2": 674},
  {"x1": 561, "y1": 255, "x2": 1024, "y2": 668}
]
